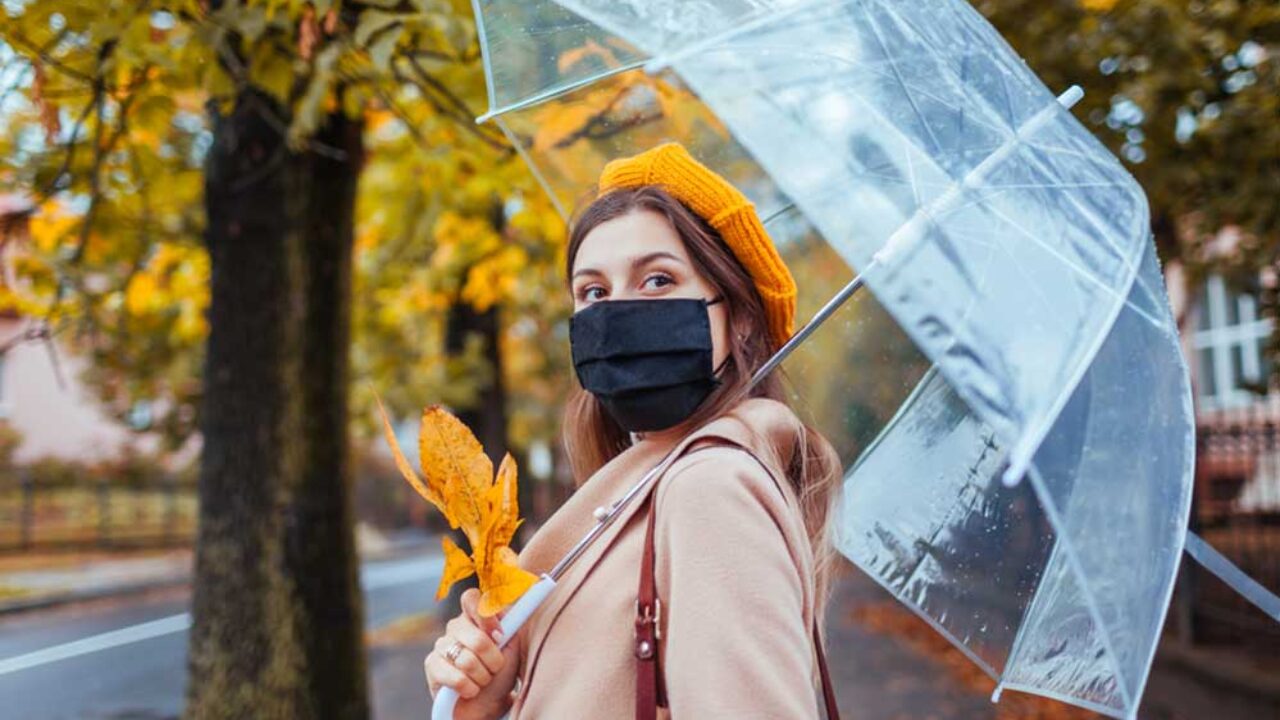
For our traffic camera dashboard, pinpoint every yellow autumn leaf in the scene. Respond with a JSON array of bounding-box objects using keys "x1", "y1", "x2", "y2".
[
  {"x1": 418, "y1": 405, "x2": 492, "y2": 544},
  {"x1": 478, "y1": 546, "x2": 538, "y2": 617},
  {"x1": 437, "y1": 534, "x2": 476, "y2": 601},
  {"x1": 485, "y1": 452, "x2": 522, "y2": 549},
  {"x1": 374, "y1": 393, "x2": 448, "y2": 518},
  {"x1": 376, "y1": 401, "x2": 537, "y2": 616}
]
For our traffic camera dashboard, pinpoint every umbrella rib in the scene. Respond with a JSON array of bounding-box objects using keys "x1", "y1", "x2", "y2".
[
  {"x1": 859, "y1": 0, "x2": 944, "y2": 154},
  {"x1": 723, "y1": 46, "x2": 1014, "y2": 140},
  {"x1": 494, "y1": 118, "x2": 568, "y2": 220},
  {"x1": 759, "y1": 202, "x2": 797, "y2": 227},
  {"x1": 1024, "y1": 467, "x2": 1137, "y2": 710},
  {"x1": 903, "y1": 135, "x2": 923, "y2": 208},
  {"x1": 868, "y1": 87, "x2": 1082, "y2": 268},
  {"x1": 639, "y1": 0, "x2": 828, "y2": 75},
  {"x1": 1020, "y1": 143, "x2": 1143, "y2": 277},
  {"x1": 476, "y1": 60, "x2": 649, "y2": 124},
  {"x1": 873, "y1": 1, "x2": 1028, "y2": 137},
  {"x1": 981, "y1": 202, "x2": 1163, "y2": 330}
]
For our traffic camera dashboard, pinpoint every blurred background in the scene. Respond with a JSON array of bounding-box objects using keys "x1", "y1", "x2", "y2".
[{"x1": 0, "y1": 1, "x2": 1275, "y2": 718}]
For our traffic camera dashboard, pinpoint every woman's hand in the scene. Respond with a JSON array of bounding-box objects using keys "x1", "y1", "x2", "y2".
[{"x1": 425, "y1": 588, "x2": 522, "y2": 720}]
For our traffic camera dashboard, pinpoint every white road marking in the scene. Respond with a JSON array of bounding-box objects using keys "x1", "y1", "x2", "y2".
[
  {"x1": 361, "y1": 556, "x2": 444, "y2": 591},
  {"x1": 0, "y1": 553, "x2": 445, "y2": 676},
  {"x1": 0, "y1": 614, "x2": 191, "y2": 677}
]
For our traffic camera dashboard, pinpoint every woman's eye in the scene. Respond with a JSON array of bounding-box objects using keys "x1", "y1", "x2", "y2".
[
  {"x1": 582, "y1": 286, "x2": 607, "y2": 301},
  {"x1": 642, "y1": 273, "x2": 674, "y2": 290}
]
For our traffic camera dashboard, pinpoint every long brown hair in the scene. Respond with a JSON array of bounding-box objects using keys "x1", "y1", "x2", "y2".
[{"x1": 561, "y1": 185, "x2": 844, "y2": 625}]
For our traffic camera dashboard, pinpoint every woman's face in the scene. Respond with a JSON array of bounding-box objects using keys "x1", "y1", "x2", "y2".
[{"x1": 570, "y1": 209, "x2": 730, "y2": 370}]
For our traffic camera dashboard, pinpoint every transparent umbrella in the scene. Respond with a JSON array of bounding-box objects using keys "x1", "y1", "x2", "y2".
[{"x1": 435, "y1": 1, "x2": 1200, "y2": 718}]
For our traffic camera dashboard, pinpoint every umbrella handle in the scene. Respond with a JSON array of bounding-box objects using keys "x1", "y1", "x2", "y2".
[{"x1": 431, "y1": 575, "x2": 557, "y2": 720}]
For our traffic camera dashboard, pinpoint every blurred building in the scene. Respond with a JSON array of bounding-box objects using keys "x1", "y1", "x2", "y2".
[
  {"x1": 0, "y1": 194, "x2": 169, "y2": 465},
  {"x1": 1170, "y1": 229, "x2": 1279, "y2": 652}
]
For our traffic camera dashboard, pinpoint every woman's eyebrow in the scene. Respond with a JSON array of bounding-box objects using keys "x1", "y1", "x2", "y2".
[
  {"x1": 571, "y1": 267, "x2": 605, "y2": 281},
  {"x1": 632, "y1": 251, "x2": 686, "y2": 269},
  {"x1": 573, "y1": 252, "x2": 687, "y2": 281}
]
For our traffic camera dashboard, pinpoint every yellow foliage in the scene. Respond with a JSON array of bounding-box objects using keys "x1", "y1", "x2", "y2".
[
  {"x1": 432, "y1": 211, "x2": 499, "y2": 253},
  {"x1": 375, "y1": 398, "x2": 537, "y2": 614},
  {"x1": 125, "y1": 273, "x2": 161, "y2": 315},
  {"x1": 532, "y1": 84, "x2": 626, "y2": 153},
  {"x1": 28, "y1": 204, "x2": 78, "y2": 253},
  {"x1": 462, "y1": 245, "x2": 526, "y2": 312},
  {"x1": 557, "y1": 39, "x2": 619, "y2": 74}
]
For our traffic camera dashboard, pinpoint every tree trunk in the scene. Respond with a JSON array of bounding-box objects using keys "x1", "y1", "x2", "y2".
[
  {"x1": 457, "y1": 203, "x2": 511, "y2": 462},
  {"x1": 287, "y1": 109, "x2": 368, "y2": 718},
  {"x1": 438, "y1": 299, "x2": 509, "y2": 619},
  {"x1": 438, "y1": 203, "x2": 510, "y2": 620},
  {"x1": 447, "y1": 301, "x2": 508, "y2": 458},
  {"x1": 186, "y1": 88, "x2": 368, "y2": 719}
]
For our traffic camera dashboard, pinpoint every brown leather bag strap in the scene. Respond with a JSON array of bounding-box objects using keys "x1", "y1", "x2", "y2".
[
  {"x1": 634, "y1": 445, "x2": 841, "y2": 719},
  {"x1": 634, "y1": 485, "x2": 665, "y2": 720},
  {"x1": 813, "y1": 622, "x2": 841, "y2": 719}
]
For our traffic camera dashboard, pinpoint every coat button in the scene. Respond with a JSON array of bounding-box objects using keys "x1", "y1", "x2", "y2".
[{"x1": 635, "y1": 640, "x2": 654, "y2": 659}]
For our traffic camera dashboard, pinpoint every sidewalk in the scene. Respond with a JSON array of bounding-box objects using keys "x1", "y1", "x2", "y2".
[
  {"x1": 829, "y1": 563, "x2": 1280, "y2": 720},
  {"x1": 0, "y1": 525, "x2": 436, "y2": 615},
  {"x1": 373, "y1": 562, "x2": 1280, "y2": 720}
]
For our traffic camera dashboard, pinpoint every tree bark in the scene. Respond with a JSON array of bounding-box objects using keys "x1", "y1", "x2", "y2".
[
  {"x1": 438, "y1": 202, "x2": 510, "y2": 620},
  {"x1": 186, "y1": 88, "x2": 368, "y2": 719},
  {"x1": 287, "y1": 109, "x2": 368, "y2": 718}
]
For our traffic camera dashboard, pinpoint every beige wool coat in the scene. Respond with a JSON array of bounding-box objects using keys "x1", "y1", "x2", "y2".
[{"x1": 505, "y1": 397, "x2": 827, "y2": 719}]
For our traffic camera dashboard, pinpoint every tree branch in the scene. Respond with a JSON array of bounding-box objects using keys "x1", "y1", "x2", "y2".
[
  {"x1": 7, "y1": 28, "x2": 93, "y2": 83},
  {"x1": 399, "y1": 57, "x2": 510, "y2": 153}
]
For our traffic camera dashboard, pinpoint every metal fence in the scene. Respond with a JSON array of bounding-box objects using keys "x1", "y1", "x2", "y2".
[
  {"x1": 1185, "y1": 402, "x2": 1280, "y2": 650},
  {"x1": 0, "y1": 477, "x2": 197, "y2": 553}
]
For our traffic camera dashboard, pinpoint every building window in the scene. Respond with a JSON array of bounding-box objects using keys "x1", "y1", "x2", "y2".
[{"x1": 1192, "y1": 274, "x2": 1273, "y2": 408}]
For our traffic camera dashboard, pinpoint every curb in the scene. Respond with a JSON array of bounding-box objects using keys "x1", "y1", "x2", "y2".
[
  {"x1": 0, "y1": 576, "x2": 191, "y2": 616},
  {"x1": 0, "y1": 539, "x2": 438, "y2": 617}
]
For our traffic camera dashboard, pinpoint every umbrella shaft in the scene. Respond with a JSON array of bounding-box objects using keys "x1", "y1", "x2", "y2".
[{"x1": 751, "y1": 268, "x2": 871, "y2": 386}]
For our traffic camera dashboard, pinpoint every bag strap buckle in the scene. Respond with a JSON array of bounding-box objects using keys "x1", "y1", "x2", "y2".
[{"x1": 634, "y1": 597, "x2": 662, "y2": 640}]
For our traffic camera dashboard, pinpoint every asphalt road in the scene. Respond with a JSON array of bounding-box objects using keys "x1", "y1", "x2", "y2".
[{"x1": 0, "y1": 552, "x2": 444, "y2": 720}]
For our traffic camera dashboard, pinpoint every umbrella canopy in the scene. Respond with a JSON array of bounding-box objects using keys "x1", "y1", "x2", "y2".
[{"x1": 470, "y1": 0, "x2": 1195, "y2": 717}]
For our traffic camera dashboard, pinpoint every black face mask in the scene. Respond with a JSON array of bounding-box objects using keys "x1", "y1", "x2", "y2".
[{"x1": 570, "y1": 297, "x2": 726, "y2": 433}]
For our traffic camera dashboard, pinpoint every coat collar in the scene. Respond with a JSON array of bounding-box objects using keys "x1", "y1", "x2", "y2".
[{"x1": 514, "y1": 397, "x2": 805, "y2": 687}]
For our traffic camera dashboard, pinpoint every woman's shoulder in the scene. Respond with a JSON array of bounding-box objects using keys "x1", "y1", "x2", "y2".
[
  {"x1": 654, "y1": 441, "x2": 792, "y2": 525},
  {"x1": 650, "y1": 439, "x2": 815, "y2": 592},
  {"x1": 701, "y1": 397, "x2": 804, "y2": 457}
]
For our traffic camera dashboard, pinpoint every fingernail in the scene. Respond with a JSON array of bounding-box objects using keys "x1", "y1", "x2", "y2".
[{"x1": 491, "y1": 629, "x2": 503, "y2": 643}]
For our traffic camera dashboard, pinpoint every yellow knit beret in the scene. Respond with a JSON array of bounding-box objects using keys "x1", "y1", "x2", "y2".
[{"x1": 596, "y1": 142, "x2": 797, "y2": 350}]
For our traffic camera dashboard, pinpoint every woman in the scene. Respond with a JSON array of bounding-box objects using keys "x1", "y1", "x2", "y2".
[{"x1": 424, "y1": 142, "x2": 844, "y2": 719}]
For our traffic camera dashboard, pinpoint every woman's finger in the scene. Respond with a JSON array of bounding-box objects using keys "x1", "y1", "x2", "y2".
[
  {"x1": 431, "y1": 632, "x2": 495, "y2": 686},
  {"x1": 445, "y1": 615, "x2": 506, "y2": 675},
  {"x1": 460, "y1": 588, "x2": 503, "y2": 637},
  {"x1": 424, "y1": 653, "x2": 481, "y2": 699},
  {"x1": 448, "y1": 645, "x2": 494, "y2": 687}
]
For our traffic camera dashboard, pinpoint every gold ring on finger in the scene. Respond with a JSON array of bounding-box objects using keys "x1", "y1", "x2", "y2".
[{"x1": 445, "y1": 640, "x2": 464, "y2": 665}]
